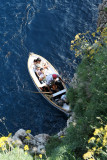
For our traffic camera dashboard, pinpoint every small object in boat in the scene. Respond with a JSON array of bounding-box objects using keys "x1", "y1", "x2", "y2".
[
  {"x1": 56, "y1": 99, "x2": 64, "y2": 106},
  {"x1": 61, "y1": 94, "x2": 67, "y2": 102}
]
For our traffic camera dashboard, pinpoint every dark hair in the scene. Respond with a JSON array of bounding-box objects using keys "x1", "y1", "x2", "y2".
[
  {"x1": 34, "y1": 59, "x2": 37, "y2": 62},
  {"x1": 36, "y1": 57, "x2": 41, "y2": 62},
  {"x1": 40, "y1": 68, "x2": 43, "y2": 71}
]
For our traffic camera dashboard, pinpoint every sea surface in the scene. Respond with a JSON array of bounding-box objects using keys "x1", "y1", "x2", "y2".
[{"x1": 0, "y1": 0, "x2": 102, "y2": 135}]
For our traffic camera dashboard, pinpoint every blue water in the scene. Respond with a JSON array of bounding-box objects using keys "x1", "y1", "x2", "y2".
[{"x1": 0, "y1": 0, "x2": 102, "y2": 135}]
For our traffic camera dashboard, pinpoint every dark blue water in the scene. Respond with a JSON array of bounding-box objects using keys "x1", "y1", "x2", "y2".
[{"x1": 0, "y1": 0, "x2": 102, "y2": 135}]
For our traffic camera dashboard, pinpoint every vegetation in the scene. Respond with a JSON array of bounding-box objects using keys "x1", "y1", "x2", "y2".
[
  {"x1": 0, "y1": 125, "x2": 43, "y2": 160},
  {"x1": 0, "y1": 147, "x2": 33, "y2": 160},
  {"x1": 0, "y1": 27, "x2": 107, "y2": 159},
  {"x1": 45, "y1": 27, "x2": 107, "y2": 160}
]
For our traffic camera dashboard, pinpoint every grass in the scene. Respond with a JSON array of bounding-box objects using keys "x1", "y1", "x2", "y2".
[{"x1": 0, "y1": 148, "x2": 33, "y2": 160}]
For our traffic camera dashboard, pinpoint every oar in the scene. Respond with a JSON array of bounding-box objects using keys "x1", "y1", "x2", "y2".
[{"x1": 25, "y1": 90, "x2": 52, "y2": 94}]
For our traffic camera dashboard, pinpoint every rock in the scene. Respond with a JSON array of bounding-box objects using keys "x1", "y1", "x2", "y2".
[
  {"x1": 97, "y1": 0, "x2": 107, "y2": 30},
  {"x1": 29, "y1": 146, "x2": 38, "y2": 154},
  {"x1": 34, "y1": 134, "x2": 50, "y2": 146},
  {"x1": 12, "y1": 129, "x2": 50, "y2": 155},
  {"x1": 12, "y1": 129, "x2": 27, "y2": 141},
  {"x1": 70, "y1": 73, "x2": 78, "y2": 89},
  {"x1": 57, "y1": 128, "x2": 66, "y2": 137},
  {"x1": 37, "y1": 145, "x2": 45, "y2": 153},
  {"x1": 23, "y1": 139, "x2": 36, "y2": 146}
]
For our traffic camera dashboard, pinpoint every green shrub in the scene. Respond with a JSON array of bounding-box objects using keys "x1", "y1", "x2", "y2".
[
  {"x1": 104, "y1": 7, "x2": 107, "y2": 12},
  {"x1": 46, "y1": 136, "x2": 61, "y2": 157},
  {"x1": 46, "y1": 27, "x2": 107, "y2": 160}
]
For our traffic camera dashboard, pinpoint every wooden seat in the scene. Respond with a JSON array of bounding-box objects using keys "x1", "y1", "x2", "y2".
[{"x1": 52, "y1": 89, "x2": 66, "y2": 97}]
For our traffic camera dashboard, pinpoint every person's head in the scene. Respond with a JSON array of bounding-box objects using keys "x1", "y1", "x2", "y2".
[
  {"x1": 52, "y1": 74, "x2": 58, "y2": 79},
  {"x1": 40, "y1": 68, "x2": 44, "y2": 73},
  {"x1": 36, "y1": 66, "x2": 40, "y2": 70},
  {"x1": 34, "y1": 59, "x2": 37, "y2": 65},
  {"x1": 51, "y1": 84, "x2": 57, "y2": 90},
  {"x1": 36, "y1": 57, "x2": 41, "y2": 63}
]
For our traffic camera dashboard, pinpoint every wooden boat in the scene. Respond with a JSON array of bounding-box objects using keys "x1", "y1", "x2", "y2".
[{"x1": 27, "y1": 52, "x2": 71, "y2": 116}]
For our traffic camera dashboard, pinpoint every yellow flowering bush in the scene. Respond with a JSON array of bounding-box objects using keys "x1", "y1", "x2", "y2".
[
  {"x1": 83, "y1": 125, "x2": 107, "y2": 160},
  {"x1": 0, "y1": 129, "x2": 46, "y2": 159},
  {"x1": 0, "y1": 130, "x2": 31, "y2": 155},
  {"x1": 0, "y1": 136, "x2": 9, "y2": 152},
  {"x1": 70, "y1": 27, "x2": 107, "y2": 60}
]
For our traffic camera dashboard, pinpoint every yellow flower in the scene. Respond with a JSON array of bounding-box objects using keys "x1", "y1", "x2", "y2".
[
  {"x1": 71, "y1": 45, "x2": 74, "y2": 50},
  {"x1": 93, "y1": 129, "x2": 101, "y2": 135},
  {"x1": 88, "y1": 137, "x2": 96, "y2": 143},
  {"x1": 24, "y1": 145, "x2": 29, "y2": 151},
  {"x1": 26, "y1": 130, "x2": 31, "y2": 134},
  {"x1": 103, "y1": 139, "x2": 107, "y2": 146},
  {"x1": 92, "y1": 147, "x2": 96, "y2": 151},
  {"x1": 0, "y1": 142, "x2": 5, "y2": 147},
  {"x1": 26, "y1": 136, "x2": 31, "y2": 140},
  {"x1": 104, "y1": 132, "x2": 107, "y2": 139},
  {"x1": 96, "y1": 138, "x2": 101, "y2": 143},
  {"x1": 83, "y1": 151, "x2": 94, "y2": 159},
  {"x1": 96, "y1": 147, "x2": 103, "y2": 154},
  {"x1": 2, "y1": 147, "x2": 6, "y2": 151},
  {"x1": 104, "y1": 125, "x2": 107, "y2": 131},
  {"x1": 99, "y1": 127, "x2": 103, "y2": 132},
  {"x1": 78, "y1": 33, "x2": 81, "y2": 35},
  {"x1": 92, "y1": 32, "x2": 95, "y2": 37},
  {"x1": 71, "y1": 40, "x2": 74, "y2": 44},
  {"x1": 39, "y1": 154, "x2": 42, "y2": 159},
  {"x1": 75, "y1": 34, "x2": 79, "y2": 40},
  {"x1": 0, "y1": 137, "x2": 8, "y2": 142},
  {"x1": 94, "y1": 40, "x2": 97, "y2": 43},
  {"x1": 60, "y1": 136, "x2": 64, "y2": 138},
  {"x1": 8, "y1": 133, "x2": 12, "y2": 137},
  {"x1": 96, "y1": 27, "x2": 100, "y2": 33}
]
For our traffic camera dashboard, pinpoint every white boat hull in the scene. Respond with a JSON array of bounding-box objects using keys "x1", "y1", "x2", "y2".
[{"x1": 27, "y1": 52, "x2": 71, "y2": 116}]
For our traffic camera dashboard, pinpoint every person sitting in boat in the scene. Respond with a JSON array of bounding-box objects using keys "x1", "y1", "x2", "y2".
[
  {"x1": 34, "y1": 57, "x2": 49, "y2": 71},
  {"x1": 32, "y1": 58, "x2": 44, "y2": 76},
  {"x1": 34, "y1": 58, "x2": 42, "y2": 69},
  {"x1": 39, "y1": 68, "x2": 46, "y2": 83},
  {"x1": 46, "y1": 74, "x2": 65, "y2": 92},
  {"x1": 31, "y1": 59, "x2": 37, "y2": 72}
]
